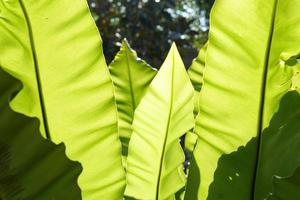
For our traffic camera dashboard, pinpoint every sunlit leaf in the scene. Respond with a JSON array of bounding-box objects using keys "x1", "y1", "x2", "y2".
[
  {"x1": 185, "y1": 42, "x2": 208, "y2": 153},
  {"x1": 125, "y1": 44, "x2": 194, "y2": 199},
  {"x1": 109, "y1": 39, "x2": 157, "y2": 160},
  {"x1": 186, "y1": 0, "x2": 300, "y2": 199},
  {"x1": 0, "y1": 0, "x2": 125, "y2": 198}
]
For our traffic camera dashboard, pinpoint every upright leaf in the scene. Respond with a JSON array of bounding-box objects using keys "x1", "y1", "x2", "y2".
[
  {"x1": 188, "y1": 42, "x2": 208, "y2": 95},
  {"x1": 0, "y1": 0, "x2": 125, "y2": 199},
  {"x1": 0, "y1": 68, "x2": 82, "y2": 199},
  {"x1": 206, "y1": 92, "x2": 300, "y2": 200},
  {"x1": 125, "y1": 44, "x2": 194, "y2": 200},
  {"x1": 185, "y1": 42, "x2": 208, "y2": 152},
  {"x1": 109, "y1": 39, "x2": 157, "y2": 158},
  {"x1": 186, "y1": 0, "x2": 300, "y2": 199},
  {"x1": 188, "y1": 42, "x2": 208, "y2": 117}
]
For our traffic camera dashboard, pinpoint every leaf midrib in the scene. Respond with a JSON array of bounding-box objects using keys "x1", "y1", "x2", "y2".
[
  {"x1": 155, "y1": 48, "x2": 175, "y2": 200},
  {"x1": 125, "y1": 46, "x2": 137, "y2": 115},
  {"x1": 252, "y1": 0, "x2": 279, "y2": 198},
  {"x1": 18, "y1": 0, "x2": 51, "y2": 139}
]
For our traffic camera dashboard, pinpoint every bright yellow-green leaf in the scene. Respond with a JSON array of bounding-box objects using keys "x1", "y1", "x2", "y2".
[
  {"x1": 188, "y1": 42, "x2": 208, "y2": 118},
  {"x1": 125, "y1": 44, "x2": 194, "y2": 200},
  {"x1": 186, "y1": 0, "x2": 300, "y2": 199},
  {"x1": 185, "y1": 43, "x2": 208, "y2": 153},
  {"x1": 188, "y1": 42, "x2": 208, "y2": 93},
  {"x1": 0, "y1": 0, "x2": 125, "y2": 199},
  {"x1": 184, "y1": 132, "x2": 198, "y2": 154},
  {"x1": 109, "y1": 39, "x2": 157, "y2": 159}
]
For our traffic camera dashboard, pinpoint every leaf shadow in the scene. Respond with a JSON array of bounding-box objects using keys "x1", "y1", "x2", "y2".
[
  {"x1": 207, "y1": 91, "x2": 300, "y2": 199},
  {"x1": 0, "y1": 68, "x2": 82, "y2": 199},
  {"x1": 184, "y1": 145, "x2": 201, "y2": 200}
]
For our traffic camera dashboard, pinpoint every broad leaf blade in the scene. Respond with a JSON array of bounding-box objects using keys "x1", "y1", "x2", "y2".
[
  {"x1": 0, "y1": 0, "x2": 125, "y2": 199},
  {"x1": 109, "y1": 39, "x2": 157, "y2": 158},
  {"x1": 255, "y1": 0, "x2": 300, "y2": 197},
  {"x1": 125, "y1": 44, "x2": 194, "y2": 199},
  {"x1": 0, "y1": 68, "x2": 82, "y2": 199},
  {"x1": 255, "y1": 91, "x2": 300, "y2": 199},
  {"x1": 186, "y1": 0, "x2": 300, "y2": 199},
  {"x1": 207, "y1": 92, "x2": 300, "y2": 199}
]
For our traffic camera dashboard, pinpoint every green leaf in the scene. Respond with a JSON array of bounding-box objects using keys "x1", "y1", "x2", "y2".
[
  {"x1": 184, "y1": 132, "x2": 198, "y2": 153},
  {"x1": 185, "y1": 43, "x2": 208, "y2": 153},
  {"x1": 0, "y1": 68, "x2": 82, "y2": 199},
  {"x1": 188, "y1": 42, "x2": 208, "y2": 117},
  {"x1": 125, "y1": 44, "x2": 194, "y2": 200},
  {"x1": 0, "y1": 0, "x2": 125, "y2": 199},
  {"x1": 109, "y1": 39, "x2": 157, "y2": 159},
  {"x1": 186, "y1": 0, "x2": 300, "y2": 199},
  {"x1": 254, "y1": 91, "x2": 300, "y2": 199},
  {"x1": 188, "y1": 42, "x2": 208, "y2": 94},
  {"x1": 268, "y1": 166, "x2": 300, "y2": 200},
  {"x1": 205, "y1": 92, "x2": 300, "y2": 200}
]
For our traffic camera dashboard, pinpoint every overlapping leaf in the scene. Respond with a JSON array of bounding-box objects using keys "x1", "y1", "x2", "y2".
[
  {"x1": 206, "y1": 92, "x2": 300, "y2": 200},
  {"x1": 109, "y1": 39, "x2": 157, "y2": 159},
  {"x1": 188, "y1": 42, "x2": 208, "y2": 91},
  {"x1": 125, "y1": 44, "x2": 194, "y2": 200},
  {"x1": 0, "y1": 0, "x2": 125, "y2": 199},
  {"x1": 188, "y1": 42, "x2": 208, "y2": 117},
  {"x1": 185, "y1": 43, "x2": 208, "y2": 153},
  {"x1": 186, "y1": 0, "x2": 300, "y2": 199}
]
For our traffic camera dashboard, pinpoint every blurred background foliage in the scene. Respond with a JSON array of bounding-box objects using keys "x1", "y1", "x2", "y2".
[{"x1": 88, "y1": 0, "x2": 214, "y2": 68}]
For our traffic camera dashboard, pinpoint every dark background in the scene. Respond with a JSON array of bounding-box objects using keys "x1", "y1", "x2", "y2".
[{"x1": 88, "y1": 0, "x2": 214, "y2": 68}]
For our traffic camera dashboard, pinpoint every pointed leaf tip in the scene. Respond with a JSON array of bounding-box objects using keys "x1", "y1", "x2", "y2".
[
  {"x1": 108, "y1": 36, "x2": 157, "y2": 160},
  {"x1": 125, "y1": 40, "x2": 194, "y2": 198},
  {"x1": 161, "y1": 42, "x2": 185, "y2": 72},
  {"x1": 122, "y1": 38, "x2": 130, "y2": 48},
  {"x1": 171, "y1": 42, "x2": 179, "y2": 51}
]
